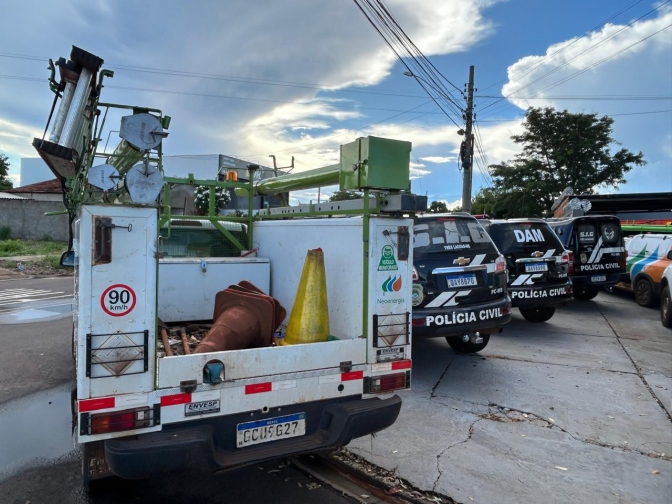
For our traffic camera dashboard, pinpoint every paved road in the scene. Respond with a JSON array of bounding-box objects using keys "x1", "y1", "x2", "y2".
[
  {"x1": 0, "y1": 277, "x2": 353, "y2": 504},
  {"x1": 0, "y1": 276, "x2": 73, "y2": 313},
  {"x1": 349, "y1": 290, "x2": 672, "y2": 504}
]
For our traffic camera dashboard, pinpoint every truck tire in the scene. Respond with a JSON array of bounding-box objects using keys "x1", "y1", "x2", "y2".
[
  {"x1": 634, "y1": 277, "x2": 655, "y2": 307},
  {"x1": 573, "y1": 287, "x2": 599, "y2": 301},
  {"x1": 661, "y1": 286, "x2": 672, "y2": 328},
  {"x1": 446, "y1": 334, "x2": 490, "y2": 354},
  {"x1": 519, "y1": 306, "x2": 555, "y2": 323}
]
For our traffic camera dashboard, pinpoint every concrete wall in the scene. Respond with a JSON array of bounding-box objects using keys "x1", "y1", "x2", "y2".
[{"x1": 0, "y1": 199, "x2": 69, "y2": 241}]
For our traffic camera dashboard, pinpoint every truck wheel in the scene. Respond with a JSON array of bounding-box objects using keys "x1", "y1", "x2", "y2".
[
  {"x1": 519, "y1": 306, "x2": 555, "y2": 323},
  {"x1": 446, "y1": 334, "x2": 490, "y2": 353},
  {"x1": 573, "y1": 288, "x2": 599, "y2": 301},
  {"x1": 634, "y1": 278, "x2": 655, "y2": 307},
  {"x1": 661, "y1": 286, "x2": 672, "y2": 328}
]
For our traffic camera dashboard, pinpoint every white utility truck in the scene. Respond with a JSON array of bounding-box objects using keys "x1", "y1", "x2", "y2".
[{"x1": 32, "y1": 46, "x2": 425, "y2": 484}]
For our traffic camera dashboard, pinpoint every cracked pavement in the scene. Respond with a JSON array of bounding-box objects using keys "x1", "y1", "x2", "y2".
[{"x1": 348, "y1": 290, "x2": 672, "y2": 503}]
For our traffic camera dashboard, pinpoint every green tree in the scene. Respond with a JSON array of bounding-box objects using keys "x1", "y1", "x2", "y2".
[
  {"x1": 194, "y1": 185, "x2": 231, "y2": 215},
  {"x1": 428, "y1": 200, "x2": 448, "y2": 213},
  {"x1": 487, "y1": 107, "x2": 645, "y2": 217},
  {"x1": 0, "y1": 154, "x2": 13, "y2": 191},
  {"x1": 471, "y1": 188, "x2": 500, "y2": 216},
  {"x1": 329, "y1": 190, "x2": 363, "y2": 201}
]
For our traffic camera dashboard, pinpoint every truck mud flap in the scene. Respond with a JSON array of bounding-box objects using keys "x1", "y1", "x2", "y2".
[{"x1": 104, "y1": 395, "x2": 402, "y2": 479}]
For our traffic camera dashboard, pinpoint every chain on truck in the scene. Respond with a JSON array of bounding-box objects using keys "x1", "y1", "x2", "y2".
[{"x1": 33, "y1": 46, "x2": 428, "y2": 486}]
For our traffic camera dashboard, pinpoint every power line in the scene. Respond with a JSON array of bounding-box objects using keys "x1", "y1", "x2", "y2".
[
  {"x1": 476, "y1": 95, "x2": 672, "y2": 101},
  {"x1": 352, "y1": 0, "x2": 466, "y2": 128},
  {"x1": 480, "y1": 17, "x2": 672, "y2": 119},
  {"x1": 0, "y1": 75, "x2": 445, "y2": 115},
  {"x1": 238, "y1": 100, "x2": 438, "y2": 159},
  {"x1": 475, "y1": 109, "x2": 672, "y2": 123},
  {"x1": 0, "y1": 51, "x2": 429, "y2": 99},
  {"x1": 479, "y1": 0, "x2": 645, "y2": 92},
  {"x1": 479, "y1": 1, "x2": 671, "y2": 116}
]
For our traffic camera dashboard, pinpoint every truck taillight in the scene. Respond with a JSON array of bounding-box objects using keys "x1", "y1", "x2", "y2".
[
  {"x1": 495, "y1": 255, "x2": 506, "y2": 272},
  {"x1": 566, "y1": 250, "x2": 574, "y2": 275},
  {"x1": 84, "y1": 407, "x2": 152, "y2": 435},
  {"x1": 412, "y1": 266, "x2": 419, "y2": 281},
  {"x1": 365, "y1": 371, "x2": 410, "y2": 394}
]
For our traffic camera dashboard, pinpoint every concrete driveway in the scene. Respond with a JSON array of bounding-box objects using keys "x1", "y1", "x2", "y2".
[{"x1": 349, "y1": 290, "x2": 672, "y2": 504}]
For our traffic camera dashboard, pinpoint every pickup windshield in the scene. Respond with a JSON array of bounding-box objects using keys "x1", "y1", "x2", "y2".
[
  {"x1": 487, "y1": 223, "x2": 563, "y2": 255},
  {"x1": 414, "y1": 218, "x2": 494, "y2": 255}
]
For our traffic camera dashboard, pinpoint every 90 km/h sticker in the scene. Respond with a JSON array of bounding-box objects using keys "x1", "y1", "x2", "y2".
[{"x1": 101, "y1": 284, "x2": 137, "y2": 317}]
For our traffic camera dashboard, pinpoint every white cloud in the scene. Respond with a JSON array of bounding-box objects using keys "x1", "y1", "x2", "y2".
[
  {"x1": 409, "y1": 161, "x2": 431, "y2": 180},
  {"x1": 486, "y1": 8, "x2": 672, "y2": 194},
  {"x1": 419, "y1": 156, "x2": 454, "y2": 163},
  {"x1": 438, "y1": 198, "x2": 463, "y2": 210},
  {"x1": 0, "y1": 118, "x2": 43, "y2": 179}
]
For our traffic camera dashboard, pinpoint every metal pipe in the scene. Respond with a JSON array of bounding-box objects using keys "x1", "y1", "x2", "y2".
[
  {"x1": 254, "y1": 164, "x2": 340, "y2": 195},
  {"x1": 49, "y1": 82, "x2": 75, "y2": 143},
  {"x1": 60, "y1": 67, "x2": 93, "y2": 148},
  {"x1": 108, "y1": 139, "x2": 144, "y2": 175}
]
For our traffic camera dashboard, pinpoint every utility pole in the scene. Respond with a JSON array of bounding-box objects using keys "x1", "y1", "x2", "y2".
[{"x1": 460, "y1": 65, "x2": 475, "y2": 213}]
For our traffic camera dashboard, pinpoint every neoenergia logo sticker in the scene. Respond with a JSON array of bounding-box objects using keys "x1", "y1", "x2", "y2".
[{"x1": 382, "y1": 275, "x2": 402, "y2": 292}]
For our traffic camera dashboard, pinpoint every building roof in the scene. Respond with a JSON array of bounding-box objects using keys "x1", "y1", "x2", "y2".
[
  {"x1": 553, "y1": 192, "x2": 672, "y2": 214},
  {"x1": 0, "y1": 192, "x2": 27, "y2": 199},
  {"x1": 6, "y1": 178, "x2": 62, "y2": 194}
]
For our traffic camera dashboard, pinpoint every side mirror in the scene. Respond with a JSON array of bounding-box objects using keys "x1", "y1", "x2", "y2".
[{"x1": 60, "y1": 250, "x2": 76, "y2": 268}]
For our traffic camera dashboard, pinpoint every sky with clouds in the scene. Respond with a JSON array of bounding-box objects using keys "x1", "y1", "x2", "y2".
[{"x1": 1, "y1": 0, "x2": 670, "y2": 206}]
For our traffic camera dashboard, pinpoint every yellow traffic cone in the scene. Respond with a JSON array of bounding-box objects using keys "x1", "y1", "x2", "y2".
[{"x1": 281, "y1": 248, "x2": 330, "y2": 345}]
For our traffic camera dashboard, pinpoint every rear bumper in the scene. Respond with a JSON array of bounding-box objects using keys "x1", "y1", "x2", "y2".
[
  {"x1": 104, "y1": 395, "x2": 401, "y2": 479},
  {"x1": 412, "y1": 295, "x2": 512, "y2": 337},
  {"x1": 571, "y1": 271, "x2": 626, "y2": 289},
  {"x1": 509, "y1": 280, "x2": 573, "y2": 308}
]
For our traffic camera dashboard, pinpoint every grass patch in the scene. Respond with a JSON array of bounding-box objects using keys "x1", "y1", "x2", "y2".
[
  {"x1": 0, "y1": 239, "x2": 68, "y2": 257},
  {"x1": 39, "y1": 255, "x2": 66, "y2": 269}
]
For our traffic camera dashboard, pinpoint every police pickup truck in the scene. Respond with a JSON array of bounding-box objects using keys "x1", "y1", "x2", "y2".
[
  {"x1": 547, "y1": 215, "x2": 626, "y2": 301},
  {"x1": 412, "y1": 213, "x2": 511, "y2": 353},
  {"x1": 479, "y1": 219, "x2": 572, "y2": 322}
]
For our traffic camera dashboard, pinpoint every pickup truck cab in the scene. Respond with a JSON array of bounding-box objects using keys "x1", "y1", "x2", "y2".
[
  {"x1": 479, "y1": 219, "x2": 572, "y2": 322},
  {"x1": 547, "y1": 215, "x2": 626, "y2": 301},
  {"x1": 617, "y1": 234, "x2": 672, "y2": 307},
  {"x1": 412, "y1": 213, "x2": 511, "y2": 353}
]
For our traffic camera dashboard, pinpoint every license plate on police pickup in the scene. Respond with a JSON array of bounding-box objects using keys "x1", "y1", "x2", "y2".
[
  {"x1": 447, "y1": 274, "x2": 477, "y2": 288},
  {"x1": 591, "y1": 274, "x2": 607, "y2": 282},
  {"x1": 525, "y1": 263, "x2": 548, "y2": 273},
  {"x1": 237, "y1": 412, "x2": 306, "y2": 448}
]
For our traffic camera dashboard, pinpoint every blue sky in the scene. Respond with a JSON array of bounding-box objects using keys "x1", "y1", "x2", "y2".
[{"x1": 1, "y1": 0, "x2": 670, "y2": 206}]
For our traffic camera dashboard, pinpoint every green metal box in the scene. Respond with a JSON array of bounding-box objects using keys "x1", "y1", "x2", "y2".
[{"x1": 339, "y1": 136, "x2": 411, "y2": 191}]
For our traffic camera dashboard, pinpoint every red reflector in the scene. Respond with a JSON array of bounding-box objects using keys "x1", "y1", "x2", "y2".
[
  {"x1": 160, "y1": 393, "x2": 192, "y2": 406},
  {"x1": 391, "y1": 360, "x2": 412, "y2": 370},
  {"x1": 341, "y1": 371, "x2": 364, "y2": 381},
  {"x1": 79, "y1": 397, "x2": 115, "y2": 413},
  {"x1": 412, "y1": 318, "x2": 426, "y2": 327},
  {"x1": 245, "y1": 382, "x2": 272, "y2": 394}
]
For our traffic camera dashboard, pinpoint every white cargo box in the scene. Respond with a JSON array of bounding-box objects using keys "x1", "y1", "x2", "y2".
[{"x1": 158, "y1": 257, "x2": 270, "y2": 323}]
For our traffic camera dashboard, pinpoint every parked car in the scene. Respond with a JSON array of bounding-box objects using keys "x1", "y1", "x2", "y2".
[
  {"x1": 661, "y1": 264, "x2": 672, "y2": 327},
  {"x1": 412, "y1": 213, "x2": 512, "y2": 353},
  {"x1": 547, "y1": 215, "x2": 626, "y2": 301},
  {"x1": 615, "y1": 234, "x2": 672, "y2": 307},
  {"x1": 479, "y1": 219, "x2": 573, "y2": 322}
]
